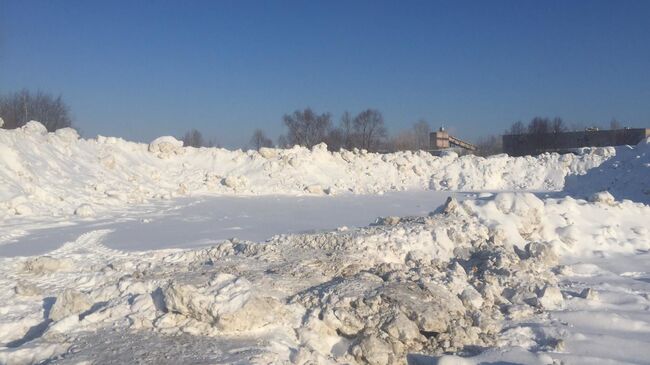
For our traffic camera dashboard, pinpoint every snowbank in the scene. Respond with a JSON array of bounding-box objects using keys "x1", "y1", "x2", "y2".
[
  {"x1": 564, "y1": 137, "x2": 650, "y2": 203},
  {"x1": 0, "y1": 122, "x2": 614, "y2": 218}
]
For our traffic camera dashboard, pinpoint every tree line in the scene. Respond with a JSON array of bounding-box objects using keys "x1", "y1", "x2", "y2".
[
  {"x1": 249, "y1": 107, "x2": 432, "y2": 153},
  {"x1": 0, "y1": 89, "x2": 73, "y2": 131},
  {"x1": 2, "y1": 90, "x2": 628, "y2": 157},
  {"x1": 278, "y1": 108, "x2": 390, "y2": 151}
]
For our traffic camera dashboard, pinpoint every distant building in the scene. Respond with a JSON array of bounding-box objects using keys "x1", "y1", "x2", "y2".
[
  {"x1": 503, "y1": 128, "x2": 650, "y2": 157},
  {"x1": 429, "y1": 127, "x2": 477, "y2": 153}
]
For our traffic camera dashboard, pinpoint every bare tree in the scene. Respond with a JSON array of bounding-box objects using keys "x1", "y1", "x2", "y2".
[
  {"x1": 339, "y1": 111, "x2": 355, "y2": 149},
  {"x1": 551, "y1": 117, "x2": 567, "y2": 134},
  {"x1": 527, "y1": 117, "x2": 551, "y2": 135},
  {"x1": 250, "y1": 129, "x2": 273, "y2": 150},
  {"x1": 610, "y1": 118, "x2": 622, "y2": 130},
  {"x1": 325, "y1": 111, "x2": 357, "y2": 151},
  {"x1": 277, "y1": 135, "x2": 289, "y2": 148},
  {"x1": 205, "y1": 138, "x2": 219, "y2": 148},
  {"x1": 282, "y1": 108, "x2": 332, "y2": 148},
  {"x1": 475, "y1": 135, "x2": 503, "y2": 156},
  {"x1": 505, "y1": 121, "x2": 526, "y2": 135},
  {"x1": 182, "y1": 129, "x2": 206, "y2": 148},
  {"x1": 0, "y1": 89, "x2": 72, "y2": 131},
  {"x1": 412, "y1": 120, "x2": 431, "y2": 150},
  {"x1": 352, "y1": 109, "x2": 387, "y2": 151},
  {"x1": 389, "y1": 130, "x2": 418, "y2": 152},
  {"x1": 325, "y1": 128, "x2": 344, "y2": 151}
]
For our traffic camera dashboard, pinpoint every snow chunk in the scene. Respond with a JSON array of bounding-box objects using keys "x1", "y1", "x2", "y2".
[
  {"x1": 589, "y1": 191, "x2": 616, "y2": 205},
  {"x1": 258, "y1": 147, "x2": 277, "y2": 159},
  {"x1": 537, "y1": 286, "x2": 564, "y2": 310},
  {"x1": 13, "y1": 204, "x2": 32, "y2": 216},
  {"x1": 74, "y1": 204, "x2": 95, "y2": 217},
  {"x1": 378, "y1": 216, "x2": 401, "y2": 226},
  {"x1": 460, "y1": 286, "x2": 484, "y2": 309},
  {"x1": 381, "y1": 312, "x2": 421, "y2": 342},
  {"x1": 21, "y1": 121, "x2": 48, "y2": 135},
  {"x1": 23, "y1": 256, "x2": 74, "y2": 274},
  {"x1": 148, "y1": 136, "x2": 183, "y2": 158},
  {"x1": 14, "y1": 281, "x2": 41, "y2": 296},
  {"x1": 161, "y1": 273, "x2": 283, "y2": 332},
  {"x1": 305, "y1": 184, "x2": 324, "y2": 194},
  {"x1": 579, "y1": 287, "x2": 598, "y2": 300},
  {"x1": 311, "y1": 142, "x2": 328, "y2": 153},
  {"x1": 54, "y1": 127, "x2": 80, "y2": 141},
  {"x1": 222, "y1": 175, "x2": 248, "y2": 191},
  {"x1": 49, "y1": 289, "x2": 93, "y2": 321}
]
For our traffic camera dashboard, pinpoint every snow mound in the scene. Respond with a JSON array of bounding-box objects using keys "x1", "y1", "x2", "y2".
[
  {"x1": 465, "y1": 192, "x2": 650, "y2": 256},
  {"x1": 565, "y1": 137, "x2": 650, "y2": 203},
  {"x1": 0, "y1": 122, "x2": 616, "y2": 218}
]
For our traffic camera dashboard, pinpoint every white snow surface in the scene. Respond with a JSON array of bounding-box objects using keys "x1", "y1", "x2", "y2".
[
  {"x1": 0, "y1": 122, "x2": 613, "y2": 218},
  {"x1": 0, "y1": 191, "x2": 461, "y2": 256},
  {"x1": 1, "y1": 122, "x2": 650, "y2": 365},
  {"x1": 565, "y1": 136, "x2": 650, "y2": 203},
  {"x1": 0, "y1": 193, "x2": 647, "y2": 364}
]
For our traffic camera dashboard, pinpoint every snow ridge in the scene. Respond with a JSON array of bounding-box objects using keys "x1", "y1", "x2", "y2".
[{"x1": 0, "y1": 121, "x2": 614, "y2": 218}]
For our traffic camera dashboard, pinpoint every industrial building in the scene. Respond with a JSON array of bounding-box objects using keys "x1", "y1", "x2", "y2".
[
  {"x1": 503, "y1": 128, "x2": 650, "y2": 157},
  {"x1": 429, "y1": 128, "x2": 476, "y2": 153}
]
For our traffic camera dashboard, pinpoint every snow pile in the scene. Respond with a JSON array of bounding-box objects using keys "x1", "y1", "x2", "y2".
[
  {"x1": 564, "y1": 137, "x2": 650, "y2": 203},
  {"x1": 3, "y1": 193, "x2": 646, "y2": 364},
  {"x1": 466, "y1": 192, "x2": 650, "y2": 257},
  {"x1": 0, "y1": 122, "x2": 614, "y2": 218}
]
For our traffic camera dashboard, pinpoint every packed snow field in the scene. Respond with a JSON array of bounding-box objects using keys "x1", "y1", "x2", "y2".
[
  {"x1": 0, "y1": 191, "x2": 463, "y2": 257},
  {"x1": 0, "y1": 122, "x2": 649, "y2": 365}
]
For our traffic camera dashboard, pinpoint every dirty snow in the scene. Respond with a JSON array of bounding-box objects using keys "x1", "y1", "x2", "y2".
[{"x1": 0, "y1": 122, "x2": 649, "y2": 365}]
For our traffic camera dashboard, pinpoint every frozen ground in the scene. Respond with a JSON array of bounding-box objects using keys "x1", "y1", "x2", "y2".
[{"x1": 0, "y1": 123, "x2": 649, "y2": 365}]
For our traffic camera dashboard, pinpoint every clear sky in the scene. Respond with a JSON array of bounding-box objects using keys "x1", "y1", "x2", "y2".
[{"x1": 1, "y1": 0, "x2": 649, "y2": 147}]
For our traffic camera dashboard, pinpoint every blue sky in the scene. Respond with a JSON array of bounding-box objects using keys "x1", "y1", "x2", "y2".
[{"x1": 1, "y1": 0, "x2": 649, "y2": 147}]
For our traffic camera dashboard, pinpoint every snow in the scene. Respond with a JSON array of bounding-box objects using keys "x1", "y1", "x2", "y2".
[
  {"x1": 0, "y1": 122, "x2": 612, "y2": 219},
  {"x1": 565, "y1": 137, "x2": 650, "y2": 203},
  {"x1": 0, "y1": 122, "x2": 649, "y2": 365},
  {"x1": 0, "y1": 190, "x2": 460, "y2": 256}
]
